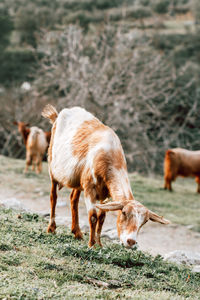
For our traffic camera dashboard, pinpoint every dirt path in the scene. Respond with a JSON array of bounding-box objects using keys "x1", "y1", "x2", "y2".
[{"x1": 1, "y1": 189, "x2": 200, "y2": 257}]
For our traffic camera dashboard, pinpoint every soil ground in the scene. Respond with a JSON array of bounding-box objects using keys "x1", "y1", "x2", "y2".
[{"x1": 1, "y1": 155, "x2": 200, "y2": 257}]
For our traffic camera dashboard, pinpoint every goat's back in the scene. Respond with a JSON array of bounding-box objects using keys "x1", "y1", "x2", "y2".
[
  {"x1": 27, "y1": 126, "x2": 48, "y2": 154},
  {"x1": 50, "y1": 107, "x2": 126, "y2": 189}
]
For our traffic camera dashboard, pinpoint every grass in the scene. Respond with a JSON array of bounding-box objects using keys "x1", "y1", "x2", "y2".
[
  {"x1": 0, "y1": 154, "x2": 200, "y2": 232},
  {"x1": 0, "y1": 155, "x2": 68, "y2": 200},
  {"x1": 0, "y1": 154, "x2": 200, "y2": 298},
  {"x1": 0, "y1": 207, "x2": 200, "y2": 299}
]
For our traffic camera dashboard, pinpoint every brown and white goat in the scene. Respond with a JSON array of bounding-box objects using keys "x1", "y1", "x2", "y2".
[
  {"x1": 14, "y1": 121, "x2": 49, "y2": 174},
  {"x1": 164, "y1": 148, "x2": 200, "y2": 193},
  {"x1": 42, "y1": 105, "x2": 169, "y2": 248}
]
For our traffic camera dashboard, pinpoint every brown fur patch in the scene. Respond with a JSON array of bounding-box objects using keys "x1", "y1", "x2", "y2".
[
  {"x1": 117, "y1": 202, "x2": 149, "y2": 239},
  {"x1": 67, "y1": 164, "x2": 84, "y2": 188},
  {"x1": 72, "y1": 119, "x2": 106, "y2": 161},
  {"x1": 15, "y1": 122, "x2": 30, "y2": 145},
  {"x1": 93, "y1": 149, "x2": 127, "y2": 181},
  {"x1": 88, "y1": 208, "x2": 98, "y2": 247},
  {"x1": 45, "y1": 131, "x2": 51, "y2": 144}
]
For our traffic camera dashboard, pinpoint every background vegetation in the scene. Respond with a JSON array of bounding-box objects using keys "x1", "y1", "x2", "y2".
[{"x1": 1, "y1": 0, "x2": 200, "y2": 174}]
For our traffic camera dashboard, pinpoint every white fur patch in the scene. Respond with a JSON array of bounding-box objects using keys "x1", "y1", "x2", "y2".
[
  {"x1": 49, "y1": 217, "x2": 55, "y2": 225},
  {"x1": 84, "y1": 196, "x2": 95, "y2": 212},
  {"x1": 119, "y1": 210, "x2": 145, "y2": 248},
  {"x1": 120, "y1": 230, "x2": 138, "y2": 248},
  {"x1": 28, "y1": 126, "x2": 48, "y2": 154},
  {"x1": 50, "y1": 107, "x2": 94, "y2": 185},
  {"x1": 135, "y1": 210, "x2": 145, "y2": 228}
]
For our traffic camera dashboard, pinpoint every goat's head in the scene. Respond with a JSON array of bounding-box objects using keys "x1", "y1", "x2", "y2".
[
  {"x1": 96, "y1": 201, "x2": 170, "y2": 249},
  {"x1": 13, "y1": 121, "x2": 29, "y2": 133}
]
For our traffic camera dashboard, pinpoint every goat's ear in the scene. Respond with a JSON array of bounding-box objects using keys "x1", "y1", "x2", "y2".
[
  {"x1": 96, "y1": 202, "x2": 124, "y2": 212},
  {"x1": 13, "y1": 121, "x2": 18, "y2": 125},
  {"x1": 149, "y1": 210, "x2": 170, "y2": 224}
]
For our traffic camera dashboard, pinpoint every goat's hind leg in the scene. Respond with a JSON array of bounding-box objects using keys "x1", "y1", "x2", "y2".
[
  {"x1": 36, "y1": 154, "x2": 42, "y2": 174},
  {"x1": 70, "y1": 189, "x2": 83, "y2": 239},
  {"x1": 24, "y1": 151, "x2": 31, "y2": 173},
  {"x1": 47, "y1": 179, "x2": 58, "y2": 233}
]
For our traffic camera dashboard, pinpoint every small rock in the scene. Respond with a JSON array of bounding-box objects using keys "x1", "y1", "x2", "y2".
[
  {"x1": 42, "y1": 213, "x2": 50, "y2": 218},
  {"x1": 81, "y1": 224, "x2": 89, "y2": 233},
  {"x1": 164, "y1": 250, "x2": 200, "y2": 266},
  {"x1": 101, "y1": 229, "x2": 118, "y2": 240},
  {"x1": 186, "y1": 225, "x2": 194, "y2": 230},
  {"x1": 192, "y1": 265, "x2": 200, "y2": 273},
  {"x1": 57, "y1": 201, "x2": 67, "y2": 208}
]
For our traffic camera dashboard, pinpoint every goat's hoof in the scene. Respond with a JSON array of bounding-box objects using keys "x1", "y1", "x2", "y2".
[
  {"x1": 96, "y1": 241, "x2": 103, "y2": 247},
  {"x1": 88, "y1": 241, "x2": 96, "y2": 248},
  {"x1": 74, "y1": 231, "x2": 83, "y2": 240},
  {"x1": 47, "y1": 224, "x2": 56, "y2": 233}
]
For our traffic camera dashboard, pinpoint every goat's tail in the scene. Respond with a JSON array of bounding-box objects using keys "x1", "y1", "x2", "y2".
[
  {"x1": 28, "y1": 127, "x2": 39, "y2": 148},
  {"x1": 42, "y1": 104, "x2": 58, "y2": 124}
]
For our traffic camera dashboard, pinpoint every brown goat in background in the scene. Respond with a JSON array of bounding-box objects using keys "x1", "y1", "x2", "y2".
[
  {"x1": 164, "y1": 148, "x2": 200, "y2": 193},
  {"x1": 14, "y1": 121, "x2": 50, "y2": 174}
]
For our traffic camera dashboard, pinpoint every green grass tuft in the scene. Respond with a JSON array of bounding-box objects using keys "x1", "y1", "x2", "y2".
[{"x1": 0, "y1": 207, "x2": 199, "y2": 299}]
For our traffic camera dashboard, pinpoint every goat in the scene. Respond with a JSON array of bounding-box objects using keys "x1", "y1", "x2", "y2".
[
  {"x1": 14, "y1": 121, "x2": 49, "y2": 174},
  {"x1": 42, "y1": 105, "x2": 169, "y2": 248},
  {"x1": 164, "y1": 148, "x2": 200, "y2": 193}
]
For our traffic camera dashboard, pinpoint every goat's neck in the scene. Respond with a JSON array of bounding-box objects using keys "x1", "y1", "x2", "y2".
[
  {"x1": 107, "y1": 169, "x2": 134, "y2": 202},
  {"x1": 20, "y1": 127, "x2": 30, "y2": 145}
]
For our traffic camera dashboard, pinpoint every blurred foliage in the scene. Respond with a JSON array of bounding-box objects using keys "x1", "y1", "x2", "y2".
[
  {"x1": 0, "y1": 50, "x2": 37, "y2": 86},
  {"x1": 15, "y1": 7, "x2": 39, "y2": 48},
  {"x1": 152, "y1": 0, "x2": 170, "y2": 14},
  {"x1": 0, "y1": 9, "x2": 13, "y2": 51},
  {"x1": 1, "y1": 0, "x2": 200, "y2": 174}
]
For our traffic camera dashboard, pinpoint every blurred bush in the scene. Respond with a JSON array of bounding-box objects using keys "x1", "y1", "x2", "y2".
[
  {"x1": 0, "y1": 8, "x2": 13, "y2": 51},
  {"x1": 0, "y1": 49, "x2": 37, "y2": 86},
  {"x1": 8, "y1": 25, "x2": 197, "y2": 174},
  {"x1": 15, "y1": 6, "x2": 39, "y2": 48},
  {"x1": 152, "y1": 0, "x2": 170, "y2": 14},
  {"x1": 0, "y1": 0, "x2": 199, "y2": 175}
]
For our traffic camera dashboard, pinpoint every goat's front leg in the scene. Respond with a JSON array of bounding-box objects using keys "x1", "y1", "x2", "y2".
[
  {"x1": 164, "y1": 176, "x2": 172, "y2": 191},
  {"x1": 96, "y1": 209, "x2": 106, "y2": 247},
  {"x1": 195, "y1": 177, "x2": 200, "y2": 193},
  {"x1": 47, "y1": 179, "x2": 57, "y2": 233},
  {"x1": 70, "y1": 189, "x2": 83, "y2": 239},
  {"x1": 84, "y1": 190, "x2": 97, "y2": 248}
]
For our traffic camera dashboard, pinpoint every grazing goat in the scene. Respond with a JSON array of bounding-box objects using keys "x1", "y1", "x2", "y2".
[
  {"x1": 14, "y1": 121, "x2": 49, "y2": 174},
  {"x1": 42, "y1": 105, "x2": 169, "y2": 248},
  {"x1": 164, "y1": 148, "x2": 200, "y2": 193}
]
